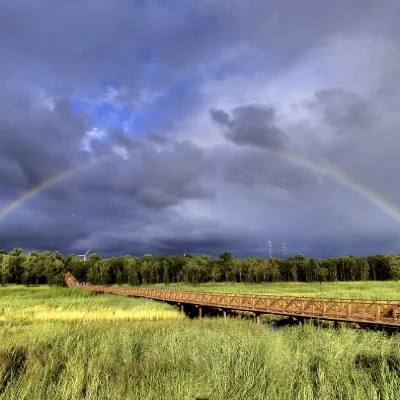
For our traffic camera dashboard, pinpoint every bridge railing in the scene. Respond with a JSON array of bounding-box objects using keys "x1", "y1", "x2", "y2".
[{"x1": 80, "y1": 286, "x2": 400, "y2": 326}]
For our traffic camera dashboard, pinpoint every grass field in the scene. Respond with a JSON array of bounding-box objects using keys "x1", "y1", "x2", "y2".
[
  {"x1": 1, "y1": 285, "x2": 400, "y2": 399},
  {"x1": 0, "y1": 286, "x2": 183, "y2": 322},
  {"x1": 142, "y1": 281, "x2": 400, "y2": 300}
]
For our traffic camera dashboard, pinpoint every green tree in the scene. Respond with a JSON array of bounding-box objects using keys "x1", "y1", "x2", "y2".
[
  {"x1": 22, "y1": 252, "x2": 40, "y2": 286},
  {"x1": 140, "y1": 254, "x2": 157, "y2": 284},
  {"x1": 356, "y1": 257, "x2": 370, "y2": 280},
  {"x1": 8, "y1": 248, "x2": 26, "y2": 283},
  {"x1": 368, "y1": 255, "x2": 390, "y2": 280},
  {"x1": 386, "y1": 253, "x2": 400, "y2": 281},
  {"x1": 219, "y1": 252, "x2": 236, "y2": 282},
  {"x1": 0, "y1": 254, "x2": 12, "y2": 285},
  {"x1": 124, "y1": 257, "x2": 140, "y2": 286},
  {"x1": 41, "y1": 251, "x2": 65, "y2": 285},
  {"x1": 280, "y1": 259, "x2": 297, "y2": 282}
]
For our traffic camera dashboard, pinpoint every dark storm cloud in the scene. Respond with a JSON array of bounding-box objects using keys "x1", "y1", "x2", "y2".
[
  {"x1": 300, "y1": 233, "x2": 400, "y2": 259},
  {"x1": 0, "y1": 0, "x2": 386, "y2": 93},
  {"x1": 76, "y1": 139, "x2": 214, "y2": 207},
  {"x1": 154, "y1": 235, "x2": 253, "y2": 257},
  {"x1": 0, "y1": 88, "x2": 215, "y2": 254},
  {"x1": 210, "y1": 104, "x2": 290, "y2": 150},
  {"x1": 0, "y1": 97, "x2": 91, "y2": 188},
  {"x1": 1, "y1": 0, "x2": 400, "y2": 257}
]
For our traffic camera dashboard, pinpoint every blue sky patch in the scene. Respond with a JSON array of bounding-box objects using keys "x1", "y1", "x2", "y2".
[{"x1": 70, "y1": 74, "x2": 202, "y2": 138}]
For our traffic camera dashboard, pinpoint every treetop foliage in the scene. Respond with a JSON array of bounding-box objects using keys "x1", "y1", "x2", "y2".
[{"x1": 1, "y1": 248, "x2": 400, "y2": 286}]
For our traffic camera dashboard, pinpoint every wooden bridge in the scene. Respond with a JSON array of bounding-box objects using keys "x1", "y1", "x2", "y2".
[{"x1": 70, "y1": 281, "x2": 400, "y2": 329}]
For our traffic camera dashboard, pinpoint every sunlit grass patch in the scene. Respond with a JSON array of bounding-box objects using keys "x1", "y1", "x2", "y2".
[
  {"x1": 0, "y1": 286, "x2": 182, "y2": 322},
  {"x1": 0, "y1": 306, "x2": 184, "y2": 322}
]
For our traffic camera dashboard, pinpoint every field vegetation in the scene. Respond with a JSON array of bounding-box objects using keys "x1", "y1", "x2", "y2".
[
  {"x1": 0, "y1": 286, "x2": 183, "y2": 323},
  {"x1": 1, "y1": 286, "x2": 400, "y2": 399}
]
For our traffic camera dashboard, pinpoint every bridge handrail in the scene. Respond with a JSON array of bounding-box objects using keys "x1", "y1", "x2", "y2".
[{"x1": 81, "y1": 285, "x2": 400, "y2": 303}]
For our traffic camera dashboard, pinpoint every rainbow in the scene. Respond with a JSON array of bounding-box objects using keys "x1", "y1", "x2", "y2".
[
  {"x1": 1, "y1": 148, "x2": 399, "y2": 225},
  {"x1": 273, "y1": 149, "x2": 400, "y2": 223},
  {"x1": 0, "y1": 154, "x2": 117, "y2": 220}
]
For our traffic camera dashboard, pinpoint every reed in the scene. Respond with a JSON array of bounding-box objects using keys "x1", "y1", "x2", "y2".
[{"x1": 1, "y1": 286, "x2": 399, "y2": 399}]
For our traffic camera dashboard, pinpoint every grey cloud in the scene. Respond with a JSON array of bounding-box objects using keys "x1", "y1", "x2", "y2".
[
  {"x1": 0, "y1": 97, "x2": 90, "y2": 188},
  {"x1": 301, "y1": 233, "x2": 400, "y2": 259},
  {"x1": 136, "y1": 140, "x2": 215, "y2": 206},
  {"x1": 0, "y1": 1, "x2": 385, "y2": 96},
  {"x1": 304, "y1": 88, "x2": 399, "y2": 196},
  {"x1": 107, "y1": 129, "x2": 145, "y2": 152},
  {"x1": 146, "y1": 133, "x2": 173, "y2": 145},
  {"x1": 211, "y1": 104, "x2": 290, "y2": 150},
  {"x1": 223, "y1": 152, "x2": 310, "y2": 190},
  {"x1": 107, "y1": 129, "x2": 133, "y2": 149},
  {"x1": 209, "y1": 109, "x2": 230, "y2": 126},
  {"x1": 310, "y1": 89, "x2": 378, "y2": 132},
  {"x1": 0, "y1": 80, "x2": 216, "y2": 255},
  {"x1": 154, "y1": 235, "x2": 249, "y2": 257},
  {"x1": 135, "y1": 187, "x2": 177, "y2": 209},
  {"x1": 1, "y1": 0, "x2": 400, "y2": 258},
  {"x1": 295, "y1": 88, "x2": 381, "y2": 163}
]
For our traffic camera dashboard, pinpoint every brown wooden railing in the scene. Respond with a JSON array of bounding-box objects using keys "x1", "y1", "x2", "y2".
[{"x1": 79, "y1": 284, "x2": 400, "y2": 327}]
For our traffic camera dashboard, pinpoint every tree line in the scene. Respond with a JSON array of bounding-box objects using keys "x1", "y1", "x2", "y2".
[{"x1": 1, "y1": 248, "x2": 400, "y2": 286}]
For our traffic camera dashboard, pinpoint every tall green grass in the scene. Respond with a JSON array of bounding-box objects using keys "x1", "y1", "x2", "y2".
[
  {"x1": 143, "y1": 281, "x2": 400, "y2": 300},
  {"x1": 1, "y1": 286, "x2": 400, "y2": 399},
  {"x1": 1, "y1": 319, "x2": 400, "y2": 399}
]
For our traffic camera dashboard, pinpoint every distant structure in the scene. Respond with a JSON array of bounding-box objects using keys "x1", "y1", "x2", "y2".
[
  {"x1": 184, "y1": 250, "x2": 187, "y2": 257},
  {"x1": 268, "y1": 239, "x2": 272, "y2": 258},
  {"x1": 78, "y1": 247, "x2": 92, "y2": 261},
  {"x1": 282, "y1": 242, "x2": 287, "y2": 258},
  {"x1": 63, "y1": 271, "x2": 79, "y2": 287}
]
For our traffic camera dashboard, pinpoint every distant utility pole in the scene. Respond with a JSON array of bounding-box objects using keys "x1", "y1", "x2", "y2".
[
  {"x1": 282, "y1": 242, "x2": 287, "y2": 258},
  {"x1": 268, "y1": 239, "x2": 272, "y2": 258}
]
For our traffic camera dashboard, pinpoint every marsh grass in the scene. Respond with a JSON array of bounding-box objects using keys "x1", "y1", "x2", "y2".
[
  {"x1": 1, "y1": 319, "x2": 400, "y2": 399},
  {"x1": 0, "y1": 286, "x2": 183, "y2": 322},
  {"x1": 143, "y1": 281, "x2": 400, "y2": 300},
  {"x1": 1, "y1": 286, "x2": 400, "y2": 399}
]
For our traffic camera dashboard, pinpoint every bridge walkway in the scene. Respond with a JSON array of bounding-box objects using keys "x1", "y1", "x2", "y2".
[{"x1": 70, "y1": 281, "x2": 400, "y2": 328}]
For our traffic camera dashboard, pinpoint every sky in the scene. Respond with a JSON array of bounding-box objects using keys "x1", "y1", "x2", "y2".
[{"x1": 1, "y1": 0, "x2": 400, "y2": 259}]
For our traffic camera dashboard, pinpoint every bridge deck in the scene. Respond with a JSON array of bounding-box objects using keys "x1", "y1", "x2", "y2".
[{"x1": 80, "y1": 285, "x2": 400, "y2": 327}]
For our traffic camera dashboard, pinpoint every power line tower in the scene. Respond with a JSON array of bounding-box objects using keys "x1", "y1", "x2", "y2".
[
  {"x1": 268, "y1": 239, "x2": 272, "y2": 258},
  {"x1": 282, "y1": 242, "x2": 287, "y2": 258}
]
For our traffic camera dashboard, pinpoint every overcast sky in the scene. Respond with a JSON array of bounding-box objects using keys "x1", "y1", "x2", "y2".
[{"x1": 1, "y1": 0, "x2": 400, "y2": 259}]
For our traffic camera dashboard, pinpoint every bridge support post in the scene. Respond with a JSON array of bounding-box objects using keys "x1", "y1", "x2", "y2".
[
  {"x1": 198, "y1": 306, "x2": 202, "y2": 319},
  {"x1": 180, "y1": 304, "x2": 184, "y2": 313},
  {"x1": 290, "y1": 316, "x2": 303, "y2": 326},
  {"x1": 255, "y1": 313, "x2": 261, "y2": 327},
  {"x1": 217, "y1": 308, "x2": 227, "y2": 318}
]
